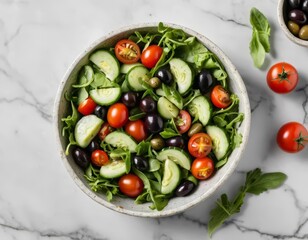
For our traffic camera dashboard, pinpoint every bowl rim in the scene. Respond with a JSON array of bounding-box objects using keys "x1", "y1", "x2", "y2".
[
  {"x1": 277, "y1": 0, "x2": 308, "y2": 47},
  {"x1": 53, "y1": 22, "x2": 251, "y2": 217}
]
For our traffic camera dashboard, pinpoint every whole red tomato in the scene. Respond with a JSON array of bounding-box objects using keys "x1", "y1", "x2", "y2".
[
  {"x1": 118, "y1": 174, "x2": 144, "y2": 198},
  {"x1": 267, "y1": 62, "x2": 298, "y2": 94},
  {"x1": 107, "y1": 103, "x2": 129, "y2": 128},
  {"x1": 141, "y1": 45, "x2": 163, "y2": 68},
  {"x1": 125, "y1": 120, "x2": 148, "y2": 142},
  {"x1": 277, "y1": 122, "x2": 308, "y2": 153}
]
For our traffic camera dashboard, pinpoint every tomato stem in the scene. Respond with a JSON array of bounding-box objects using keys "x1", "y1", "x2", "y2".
[
  {"x1": 277, "y1": 66, "x2": 290, "y2": 82},
  {"x1": 295, "y1": 132, "x2": 308, "y2": 150}
]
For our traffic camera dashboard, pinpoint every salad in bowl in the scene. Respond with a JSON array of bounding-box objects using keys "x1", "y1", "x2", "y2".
[{"x1": 54, "y1": 22, "x2": 250, "y2": 217}]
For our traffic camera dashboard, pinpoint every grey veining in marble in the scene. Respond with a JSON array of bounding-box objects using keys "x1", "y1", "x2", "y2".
[{"x1": 0, "y1": 0, "x2": 308, "y2": 239}]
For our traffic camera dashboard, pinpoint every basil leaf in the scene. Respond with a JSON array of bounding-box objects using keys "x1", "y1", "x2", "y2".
[
  {"x1": 250, "y1": 7, "x2": 270, "y2": 33},
  {"x1": 250, "y1": 30, "x2": 266, "y2": 68},
  {"x1": 159, "y1": 128, "x2": 180, "y2": 139},
  {"x1": 72, "y1": 65, "x2": 94, "y2": 88},
  {"x1": 249, "y1": 8, "x2": 271, "y2": 68}
]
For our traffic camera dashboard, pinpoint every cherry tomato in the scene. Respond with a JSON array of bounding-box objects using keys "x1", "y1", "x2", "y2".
[
  {"x1": 175, "y1": 110, "x2": 192, "y2": 134},
  {"x1": 191, "y1": 157, "x2": 215, "y2": 180},
  {"x1": 118, "y1": 174, "x2": 144, "y2": 198},
  {"x1": 277, "y1": 122, "x2": 308, "y2": 153},
  {"x1": 211, "y1": 85, "x2": 232, "y2": 109},
  {"x1": 91, "y1": 149, "x2": 109, "y2": 167},
  {"x1": 114, "y1": 39, "x2": 141, "y2": 64},
  {"x1": 125, "y1": 120, "x2": 148, "y2": 142},
  {"x1": 78, "y1": 97, "x2": 97, "y2": 115},
  {"x1": 267, "y1": 62, "x2": 298, "y2": 94},
  {"x1": 107, "y1": 103, "x2": 129, "y2": 128},
  {"x1": 141, "y1": 45, "x2": 163, "y2": 68},
  {"x1": 98, "y1": 122, "x2": 113, "y2": 141},
  {"x1": 188, "y1": 133, "x2": 212, "y2": 158}
]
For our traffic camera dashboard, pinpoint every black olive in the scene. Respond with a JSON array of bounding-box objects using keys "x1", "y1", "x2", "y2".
[
  {"x1": 166, "y1": 136, "x2": 185, "y2": 148},
  {"x1": 133, "y1": 155, "x2": 149, "y2": 172},
  {"x1": 144, "y1": 113, "x2": 164, "y2": 134},
  {"x1": 94, "y1": 105, "x2": 107, "y2": 120},
  {"x1": 288, "y1": 0, "x2": 301, "y2": 8},
  {"x1": 289, "y1": 9, "x2": 307, "y2": 25},
  {"x1": 86, "y1": 139, "x2": 100, "y2": 153},
  {"x1": 194, "y1": 69, "x2": 216, "y2": 94},
  {"x1": 72, "y1": 147, "x2": 90, "y2": 170},
  {"x1": 175, "y1": 180, "x2": 195, "y2": 197},
  {"x1": 139, "y1": 96, "x2": 156, "y2": 113},
  {"x1": 155, "y1": 67, "x2": 173, "y2": 85},
  {"x1": 121, "y1": 92, "x2": 138, "y2": 108}
]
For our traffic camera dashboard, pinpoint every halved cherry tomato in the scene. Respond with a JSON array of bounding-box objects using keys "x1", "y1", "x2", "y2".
[
  {"x1": 277, "y1": 122, "x2": 308, "y2": 153},
  {"x1": 118, "y1": 174, "x2": 144, "y2": 198},
  {"x1": 107, "y1": 103, "x2": 129, "y2": 128},
  {"x1": 141, "y1": 45, "x2": 163, "y2": 68},
  {"x1": 91, "y1": 149, "x2": 109, "y2": 167},
  {"x1": 211, "y1": 85, "x2": 232, "y2": 109},
  {"x1": 114, "y1": 39, "x2": 141, "y2": 64},
  {"x1": 267, "y1": 62, "x2": 298, "y2": 94},
  {"x1": 78, "y1": 97, "x2": 97, "y2": 115},
  {"x1": 188, "y1": 133, "x2": 212, "y2": 158},
  {"x1": 175, "y1": 110, "x2": 192, "y2": 134},
  {"x1": 191, "y1": 157, "x2": 215, "y2": 180},
  {"x1": 125, "y1": 119, "x2": 148, "y2": 142},
  {"x1": 98, "y1": 122, "x2": 113, "y2": 141}
]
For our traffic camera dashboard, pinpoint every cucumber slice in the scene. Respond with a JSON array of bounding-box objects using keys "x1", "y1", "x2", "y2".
[
  {"x1": 89, "y1": 87, "x2": 121, "y2": 106},
  {"x1": 104, "y1": 132, "x2": 137, "y2": 152},
  {"x1": 100, "y1": 160, "x2": 126, "y2": 179},
  {"x1": 74, "y1": 115, "x2": 103, "y2": 148},
  {"x1": 126, "y1": 66, "x2": 149, "y2": 91},
  {"x1": 161, "y1": 159, "x2": 181, "y2": 194},
  {"x1": 157, "y1": 97, "x2": 180, "y2": 119},
  {"x1": 206, "y1": 125, "x2": 230, "y2": 160},
  {"x1": 169, "y1": 58, "x2": 193, "y2": 94},
  {"x1": 120, "y1": 63, "x2": 143, "y2": 74},
  {"x1": 188, "y1": 96, "x2": 212, "y2": 126},
  {"x1": 156, "y1": 147, "x2": 191, "y2": 170},
  {"x1": 89, "y1": 50, "x2": 120, "y2": 81}
]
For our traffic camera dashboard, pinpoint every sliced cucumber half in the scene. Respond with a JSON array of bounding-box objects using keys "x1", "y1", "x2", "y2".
[
  {"x1": 126, "y1": 66, "x2": 149, "y2": 91},
  {"x1": 161, "y1": 159, "x2": 181, "y2": 194},
  {"x1": 120, "y1": 63, "x2": 143, "y2": 74},
  {"x1": 206, "y1": 125, "x2": 230, "y2": 160},
  {"x1": 169, "y1": 58, "x2": 193, "y2": 94},
  {"x1": 188, "y1": 96, "x2": 212, "y2": 126},
  {"x1": 89, "y1": 87, "x2": 121, "y2": 106},
  {"x1": 156, "y1": 147, "x2": 191, "y2": 170},
  {"x1": 89, "y1": 50, "x2": 120, "y2": 81},
  {"x1": 100, "y1": 160, "x2": 126, "y2": 179},
  {"x1": 104, "y1": 132, "x2": 137, "y2": 152},
  {"x1": 157, "y1": 97, "x2": 179, "y2": 119},
  {"x1": 74, "y1": 115, "x2": 103, "y2": 148}
]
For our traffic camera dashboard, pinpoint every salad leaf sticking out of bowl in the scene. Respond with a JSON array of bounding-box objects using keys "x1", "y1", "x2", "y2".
[{"x1": 61, "y1": 23, "x2": 244, "y2": 210}]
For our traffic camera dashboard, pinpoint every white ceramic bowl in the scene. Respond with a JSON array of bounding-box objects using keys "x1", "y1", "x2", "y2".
[
  {"x1": 54, "y1": 23, "x2": 251, "y2": 217},
  {"x1": 277, "y1": 0, "x2": 308, "y2": 47}
]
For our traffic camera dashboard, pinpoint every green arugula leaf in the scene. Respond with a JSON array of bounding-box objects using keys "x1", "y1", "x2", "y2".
[
  {"x1": 208, "y1": 168, "x2": 287, "y2": 237},
  {"x1": 109, "y1": 149, "x2": 131, "y2": 173},
  {"x1": 84, "y1": 164, "x2": 120, "y2": 202}
]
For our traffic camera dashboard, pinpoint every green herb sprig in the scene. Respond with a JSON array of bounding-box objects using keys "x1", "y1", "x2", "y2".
[{"x1": 208, "y1": 168, "x2": 287, "y2": 236}]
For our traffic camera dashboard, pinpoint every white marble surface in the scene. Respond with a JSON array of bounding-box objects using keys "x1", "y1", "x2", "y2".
[{"x1": 1, "y1": 0, "x2": 308, "y2": 239}]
